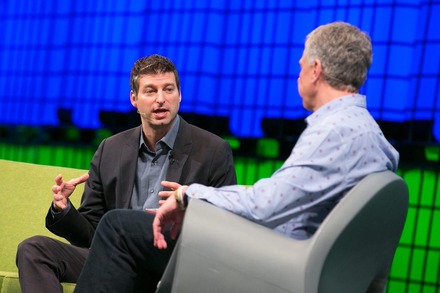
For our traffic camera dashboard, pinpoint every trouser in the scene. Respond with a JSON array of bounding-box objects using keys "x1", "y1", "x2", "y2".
[
  {"x1": 74, "y1": 209, "x2": 177, "y2": 293},
  {"x1": 16, "y1": 235, "x2": 89, "y2": 293}
]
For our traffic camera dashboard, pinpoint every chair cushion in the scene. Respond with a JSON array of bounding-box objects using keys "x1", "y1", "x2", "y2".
[{"x1": 0, "y1": 159, "x2": 87, "y2": 292}]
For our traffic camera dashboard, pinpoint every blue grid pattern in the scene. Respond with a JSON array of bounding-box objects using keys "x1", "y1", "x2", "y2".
[{"x1": 1, "y1": 0, "x2": 439, "y2": 139}]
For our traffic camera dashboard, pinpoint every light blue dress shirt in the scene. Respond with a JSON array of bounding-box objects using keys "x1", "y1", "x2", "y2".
[
  {"x1": 131, "y1": 116, "x2": 180, "y2": 210},
  {"x1": 185, "y1": 94, "x2": 399, "y2": 240}
]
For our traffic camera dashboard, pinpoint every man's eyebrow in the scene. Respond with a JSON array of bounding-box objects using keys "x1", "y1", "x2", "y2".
[
  {"x1": 143, "y1": 82, "x2": 175, "y2": 87},
  {"x1": 141, "y1": 84, "x2": 155, "y2": 90}
]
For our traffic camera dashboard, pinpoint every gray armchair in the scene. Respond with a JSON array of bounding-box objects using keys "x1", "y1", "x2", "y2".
[{"x1": 157, "y1": 171, "x2": 408, "y2": 293}]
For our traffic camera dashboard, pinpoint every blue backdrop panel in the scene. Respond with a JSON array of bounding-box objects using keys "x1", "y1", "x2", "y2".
[{"x1": 0, "y1": 0, "x2": 439, "y2": 140}]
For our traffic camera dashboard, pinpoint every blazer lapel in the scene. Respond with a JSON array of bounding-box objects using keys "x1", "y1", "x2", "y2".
[
  {"x1": 165, "y1": 119, "x2": 192, "y2": 185},
  {"x1": 117, "y1": 126, "x2": 141, "y2": 208}
]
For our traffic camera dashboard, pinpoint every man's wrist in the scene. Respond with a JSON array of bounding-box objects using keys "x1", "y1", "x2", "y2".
[
  {"x1": 174, "y1": 186, "x2": 187, "y2": 210},
  {"x1": 183, "y1": 192, "x2": 188, "y2": 207},
  {"x1": 52, "y1": 202, "x2": 62, "y2": 213}
]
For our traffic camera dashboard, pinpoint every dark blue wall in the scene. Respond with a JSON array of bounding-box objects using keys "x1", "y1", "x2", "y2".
[{"x1": 1, "y1": 0, "x2": 439, "y2": 139}]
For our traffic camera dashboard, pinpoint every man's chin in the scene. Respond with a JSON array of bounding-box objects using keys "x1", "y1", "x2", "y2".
[{"x1": 149, "y1": 117, "x2": 174, "y2": 128}]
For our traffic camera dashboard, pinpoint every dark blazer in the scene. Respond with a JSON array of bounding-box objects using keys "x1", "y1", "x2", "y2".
[{"x1": 46, "y1": 117, "x2": 237, "y2": 247}]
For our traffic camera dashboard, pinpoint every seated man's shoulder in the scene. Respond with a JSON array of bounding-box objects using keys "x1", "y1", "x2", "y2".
[
  {"x1": 186, "y1": 123, "x2": 226, "y2": 143},
  {"x1": 105, "y1": 126, "x2": 140, "y2": 143}
]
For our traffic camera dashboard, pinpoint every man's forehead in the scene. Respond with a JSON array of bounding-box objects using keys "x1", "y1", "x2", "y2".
[{"x1": 138, "y1": 72, "x2": 176, "y2": 86}]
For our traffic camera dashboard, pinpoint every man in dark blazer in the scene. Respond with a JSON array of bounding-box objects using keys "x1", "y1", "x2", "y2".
[{"x1": 16, "y1": 54, "x2": 237, "y2": 293}]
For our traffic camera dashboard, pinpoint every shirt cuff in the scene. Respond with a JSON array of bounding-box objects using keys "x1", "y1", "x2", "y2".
[{"x1": 50, "y1": 200, "x2": 71, "y2": 219}]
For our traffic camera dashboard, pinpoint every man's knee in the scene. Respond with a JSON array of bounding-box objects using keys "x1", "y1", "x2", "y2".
[
  {"x1": 17, "y1": 235, "x2": 53, "y2": 256},
  {"x1": 99, "y1": 209, "x2": 122, "y2": 227},
  {"x1": 99, "y1": 209, "x2": 137, "y2": 230},
  {"x1": 17, "y1": 235, "x2": 53, "y2": 265},
  {"x1": 97, "y1": 209, "x2": 151, "y2": 238}
]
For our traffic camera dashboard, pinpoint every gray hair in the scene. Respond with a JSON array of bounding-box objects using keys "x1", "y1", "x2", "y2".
[{"x1": 304, "y1": 21, "x2": 372, "y2": 92}]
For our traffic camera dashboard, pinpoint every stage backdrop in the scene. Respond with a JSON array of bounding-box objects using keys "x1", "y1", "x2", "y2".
[
  {"x1": 1, "y1": 2, "x2": 440, "y2": 293},
  {"x1": 0, "y1": 0, "x2": 439, "y2": 140}
]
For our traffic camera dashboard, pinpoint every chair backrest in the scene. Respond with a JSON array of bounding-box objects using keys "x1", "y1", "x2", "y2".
[
  {"x1": 157, "y1": 171, "x2": 408, "y2": 293},
  {"x1": 0, "y1": 159, "x2": 86, "y2": 273},
  {"x1": 304, "y1": 171, "x2": 409, "y2": 293}
]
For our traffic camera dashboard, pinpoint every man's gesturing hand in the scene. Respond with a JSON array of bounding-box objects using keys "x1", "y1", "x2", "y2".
[
  {"x1": 153, "y1": 194, "x2": 186, "y2": 249},
  {"x1": 157, "y1": 180, "x2": 181, "y2": 205},
  {"x1": 51, "y1": 173, "x2": 89, "y2": 211}
]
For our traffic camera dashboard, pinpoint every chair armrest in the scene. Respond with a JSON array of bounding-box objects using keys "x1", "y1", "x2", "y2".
[{"x1": 165, "y1": 199, "x2": 310, "y2": 293}]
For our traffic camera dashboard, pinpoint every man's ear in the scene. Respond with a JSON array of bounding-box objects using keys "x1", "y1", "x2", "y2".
[
  {"x1": 312, "y1": 59, "x2": 322, "y2": 82},
  {"x1": 130, "y1": 90, "x2": 137, "y2": 107}
]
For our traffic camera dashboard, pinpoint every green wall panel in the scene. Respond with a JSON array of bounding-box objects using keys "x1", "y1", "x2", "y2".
[{"x1": 1, "y1": 142, "x2": 439, "y2": 292}]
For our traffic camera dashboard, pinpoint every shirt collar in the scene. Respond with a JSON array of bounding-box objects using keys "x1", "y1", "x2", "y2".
[
  {"x1": 139, "y1": 115, "x2": 181, "y2": 151},
  {"x1": 305, "y1": 93, "x2": 366, "y2": 126}
]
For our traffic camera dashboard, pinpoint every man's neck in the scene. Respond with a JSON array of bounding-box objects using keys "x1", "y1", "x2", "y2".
[
  {"x1": 314, "y1": 84, "x2": 356, "y2": 112},
  {"x1": 142, "y1": 125, "x2": 171, "y2": 152}
]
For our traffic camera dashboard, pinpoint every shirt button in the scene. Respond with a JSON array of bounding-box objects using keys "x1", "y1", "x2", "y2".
[{"x1": 150, "y1": 189, "x2": 154, "y2": 193}]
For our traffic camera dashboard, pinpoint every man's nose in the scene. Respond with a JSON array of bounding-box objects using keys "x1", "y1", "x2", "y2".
[{"x1": 156, "y1": 91, "x2": 165, "y2": 103}]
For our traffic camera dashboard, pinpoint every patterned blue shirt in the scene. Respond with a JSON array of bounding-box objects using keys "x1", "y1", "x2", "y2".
[{"x1": 185, "y1": 94, "x2": 399, "y2": 240}]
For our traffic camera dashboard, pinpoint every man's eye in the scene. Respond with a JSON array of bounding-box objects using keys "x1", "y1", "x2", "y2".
[
  {"x1": 165, "y1": 88, "x2": 174, "y2": 93},
  {"x1": 145, "y1": 90, "x2": 155, "y2": 95}
]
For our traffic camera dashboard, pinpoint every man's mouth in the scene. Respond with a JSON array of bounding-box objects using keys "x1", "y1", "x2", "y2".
[
  {"x1": 153, "y1": 108, "x2": 168, "y2": 118},
  {"x1": 154, "y1": 107, "x2": 168, "y2": 113}
]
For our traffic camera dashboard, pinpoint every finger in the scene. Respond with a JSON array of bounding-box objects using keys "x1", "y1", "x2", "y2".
[
  {"x1": 170, "y1": 222, "x2": 182, "y2": 240},
  {"x1": 155, "y1": 232, "x2": 167, "y2": 249},
  {"x1": 154, "y1": 237, "x2": 168, "y2": 249},
  {"x1": 68, "y1": 173, "x2": 90, "y2": 186},
  {"x1": 145, "y1": 209, "x2": 157, "y2": 214},
  {"x1": 56, "y1": 202, "x2": 66, "y2": 210},
  {"x1": 53, "y1": 199, "x2": 67, "y2": 211},
  {"x1": 160, "y1": 181, "x2": 181, "y2": 190},
  {"x1": 55, "y1": 174, "x2": 63, "y2": 185},
  {"x1": 53, "y1": 193, "x2": 67, "y2": 201},
  {"x1": 156, "y1": 239, "x2": 167, "y2": 249},
  {"x1": 158, "y1": 190, "x2": 173, "y2": 198},
  {"x1": 153, "y1": 224, "x2": 167, "y2": 249},
  {"x1": 52, "y1": 184, "x2": 61, "y2": 193}
]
